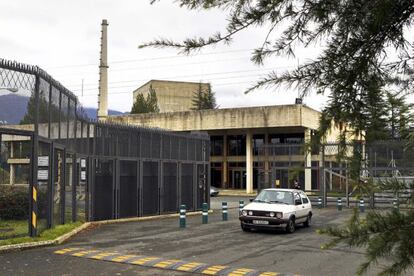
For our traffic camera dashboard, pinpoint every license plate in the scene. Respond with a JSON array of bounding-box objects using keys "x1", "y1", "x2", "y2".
[{"x1": 253, "y1": 220, "x2": 269, "y2": 225}]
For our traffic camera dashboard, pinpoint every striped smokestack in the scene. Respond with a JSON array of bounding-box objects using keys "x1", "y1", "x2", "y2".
[{"x1": 97, "y1": 19, "x2": 108, "y2": 121}]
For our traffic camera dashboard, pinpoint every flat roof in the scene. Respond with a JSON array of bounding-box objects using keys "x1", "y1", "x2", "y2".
[
  {"x1": 133, "y1": 79, "x2": 210, "y2": 92},
  {"x1": 109, "y1": 104, "x2": 321, "y2": 131}
]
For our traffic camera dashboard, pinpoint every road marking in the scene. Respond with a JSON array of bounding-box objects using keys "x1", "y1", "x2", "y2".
[
  {"x1": 54, "y1": 248, "x2": 80, "y2": 254},
  {"x1": 153, "y1": 259, "x2": 182, "y2": 268},
  {"x1": 228, "y1": 268, "x2": 255, "y2": 275},
  {"x1": 176, "y1": 262, "x2": 206, "y2": 272},
  {"x1": 202, "y1": 265, "x2": 228, "y2": 275},
  {"x1": 111, "y1": 255, "x2": 136, "y2": 263},
  {"x1": 130, "y1": 256, "x2": 161, "y2": 265},
  {"x1": 55, "y1": 247, "x2": 290, "y2": 275},
  {"x1": 89, "y1": 252, "x2": 118, "y2": 260}
]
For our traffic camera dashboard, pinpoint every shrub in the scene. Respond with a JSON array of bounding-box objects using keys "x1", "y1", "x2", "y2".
[{"x1": 0, "y1": 186, "x2": 29, "y2": 220}]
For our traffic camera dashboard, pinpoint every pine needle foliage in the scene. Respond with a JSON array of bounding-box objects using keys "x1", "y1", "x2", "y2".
[
  {"x1": 131, "y1": 85, "x2": 160, "y2": 114},
  {"x1": 142, "y1": 0, "x2": 414, "y2": 143},
  {"x1": 319, "y1": 178, "x2": 414, "y2": 275}
]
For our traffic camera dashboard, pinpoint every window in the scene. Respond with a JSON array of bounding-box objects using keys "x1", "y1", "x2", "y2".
[
  {"x1": 253, "y1": 134, "x2": 264, "y2": 155},
  {"x1": 300, "y1": 193, "x2": 309, "y2": 204},
  {"x1": 227, "y1": 135, "x2": 246, "y2": 156},
  {"x1": 210, "y1": 136, "x2": 223, "y2": 156}
]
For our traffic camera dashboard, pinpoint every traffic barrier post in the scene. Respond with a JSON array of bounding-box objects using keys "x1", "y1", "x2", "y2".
[
  {"x1": 202, "y1": 203, "x2": 208, "y2": 224},
  {"x1": 222, "y1": 202, "x2": 228, "y2": 221},
  {"x1": 337, "y1": 198, "x2": 342, "y2": 211},
  {"x1": 179, "y1": 204, "x2": 186, "y2": 228},
  {"x1": 359, "y1": 198, "x2": 365, "y2": 213}
]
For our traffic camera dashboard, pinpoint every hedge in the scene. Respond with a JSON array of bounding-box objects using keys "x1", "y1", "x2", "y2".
[{"x1": 0, "y1": 186, "x2": 29, "y2": 220}]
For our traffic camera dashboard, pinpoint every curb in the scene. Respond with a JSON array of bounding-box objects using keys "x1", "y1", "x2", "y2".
[{"x1": 0, "y1": 210, "x2": 213, "y2": 254}]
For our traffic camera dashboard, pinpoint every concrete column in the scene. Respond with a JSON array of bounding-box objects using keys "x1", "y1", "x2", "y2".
[
  {"x1": 222, "y1": 134, "x2": 228, "y2": 188},
  {"x1": 304, "y1": 129, "x2": 312, "y2": 191},
  {"x1": 246, "y1": 131, "x2": 253, "y2": 193},
  {"x1": 264, "y1": 133, "x2": 269, "y2": 188},
  {"x1": 9, "y1": 142, "x2": 15, "y2": 185}
]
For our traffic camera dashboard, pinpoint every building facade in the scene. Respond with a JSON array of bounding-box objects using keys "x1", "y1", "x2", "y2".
[
  {"x1": 133, "y1": 80, "x2": 210, "y2": 113},
  {"x1": 110, "y1": 104, "x2": 335, "y2": 193}
]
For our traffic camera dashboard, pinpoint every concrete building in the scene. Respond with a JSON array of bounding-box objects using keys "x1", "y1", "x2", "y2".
[
  {"x1": 133, "y1": 80, "x2": 210, "y2": 113},
  {"x1": 109, "y1": 104, "x2": 341, "y2": 193}
]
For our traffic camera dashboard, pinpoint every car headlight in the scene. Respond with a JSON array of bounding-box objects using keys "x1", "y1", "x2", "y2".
[
  {"x1": 276, "y1": 212, "x2": 283, "y2": 219},
  {"x1": 242, "y1": 210, "x2": 247, "y2": 216},
  {"x1": 269, "y1": 212, "x2": 275, "y2": 217},
  {"x1": 248, "y1": 211, "x2": 253, "y2": 216}
]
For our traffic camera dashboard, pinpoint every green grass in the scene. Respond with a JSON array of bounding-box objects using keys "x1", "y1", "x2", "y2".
[
  {"x1": 0, "y1": 220, "x2": 28, "y2": 239},
  {"x1": 0, "y1": 221, "x2": 83, "y2": 247}
]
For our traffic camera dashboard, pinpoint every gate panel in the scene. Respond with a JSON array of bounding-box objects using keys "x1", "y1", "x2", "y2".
[
  {"x1": 53, "y1": 148, "x2": 64, "y2": 226},
  {"x1": 119, "y1": 160, "x2": 138, "y2": 218},
  {"x1": 142, "y1": 161, "x2": 159, "y2": 216},
  {"x1": 162, "y1": 162, "x2": 177, "y2": 213},
  {"x1": 93, "y1": 159, "x2": 114, "y2": 221},
  {"x1": 180, "y1": 163, "x2": 194, "y2": 211}
]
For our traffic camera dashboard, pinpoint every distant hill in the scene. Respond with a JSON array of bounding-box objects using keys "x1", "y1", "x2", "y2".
[
  {"x1": 82, "y1": 107, "x2": 126, "y2": 120},
  {"x1": 0, "y1": 94, "x2": 126, "y2": 124},
  {"x1": 0, "y1": 94, "x2": 29, "y2": 124}
]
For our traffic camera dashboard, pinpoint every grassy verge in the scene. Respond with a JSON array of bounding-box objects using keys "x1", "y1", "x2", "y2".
[
  {"x1": 0, "y1": 220, "x2": 28, "y2": 239},
  {"x1": 0, "y1": 221, "x2": 82, "y2": 246}
]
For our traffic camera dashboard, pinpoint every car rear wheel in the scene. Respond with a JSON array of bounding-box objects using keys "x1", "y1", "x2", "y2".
[
  {"x1": 286, "y1": 218, "x2": 295, "y2": 233},
  {"x1": 303, "y1": 213, "x2": 312, "y2": 227}
]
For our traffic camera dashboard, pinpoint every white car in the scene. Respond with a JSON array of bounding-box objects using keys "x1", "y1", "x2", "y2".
[{"x1": 239, "y1": 188, "x2": 312, "y2": 233}]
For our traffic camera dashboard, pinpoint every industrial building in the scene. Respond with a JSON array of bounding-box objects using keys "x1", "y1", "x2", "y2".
[{"x1": 110, "y1": 80, "x2": 342, "y2": 193}]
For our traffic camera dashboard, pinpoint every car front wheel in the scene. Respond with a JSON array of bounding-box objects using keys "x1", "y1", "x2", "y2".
[
  {"x1": 286, "y1": 218, "x2": 295, "y2": 233},
  {"x1": 241, "y1": 223, "x2": 250, "y2": 232}
]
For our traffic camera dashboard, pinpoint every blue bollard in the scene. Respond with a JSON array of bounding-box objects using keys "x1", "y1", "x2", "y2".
[
  {"x1": 222, "y1": 202, "x2": 228, "y2": 221},
  {"x1": 202, "y1": 203, "x2": 208, "y2": 224},
  {"x1": 239, "y1": 200, "x2": 244, "y2": 215},
  {"x1": 393, "y1": 198, "x2": 399, "y2": 210},
  {"x1": 337, "y1": 198, "x2": 342, "y2": 211},
  {"x1": 318, "y1": 197, "x2": 322, "y2": 209},
  {"x1": 359, "y1": 198, "x2": 365, "y2": 213},
  {"x1": 179, "y1": 204, "x2": 186, "y2": 228}
]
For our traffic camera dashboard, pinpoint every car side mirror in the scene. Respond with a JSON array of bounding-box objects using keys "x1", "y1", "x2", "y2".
[
  {"x1": 249, "y1": 198, "x2": 254, "y2": 202},
  {"x1": 295, "y1": 199, "x2": 302, "y2": 205}
]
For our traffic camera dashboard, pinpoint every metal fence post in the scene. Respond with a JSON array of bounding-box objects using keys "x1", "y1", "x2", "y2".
[
  {"x1": 180, "y1": 204, "x2": 186, "y2": 228},
  {"x1": 222, "y1": 202, "x2": 228, "y2": 221},
  {"x1": 202, "y1": 203, "x2": 208, "y2": 224}
]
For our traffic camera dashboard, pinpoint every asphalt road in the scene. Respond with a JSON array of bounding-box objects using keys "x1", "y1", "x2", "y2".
[{"x1": 0, "y1": 203, "x2": 397, "y2": 276}]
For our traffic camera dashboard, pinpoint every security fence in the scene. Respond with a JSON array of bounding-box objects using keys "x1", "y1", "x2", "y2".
[
  {"x1": 256, "y1": 140, "x2": 414, "y2": 207},
  {"x1": 0, "y1": 59, "x2": 210, "y2": 238}
]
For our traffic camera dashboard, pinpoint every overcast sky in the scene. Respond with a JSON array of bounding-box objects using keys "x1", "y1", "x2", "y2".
[{"x1": 0, "y1": 0, "x2": 343, "y2": 112}]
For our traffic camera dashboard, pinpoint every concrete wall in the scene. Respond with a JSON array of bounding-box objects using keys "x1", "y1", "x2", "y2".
[
  {"x1": 109, "y1": 104, "x2": 321, "y2": 131},
  {"x1": 133, "y1": 80, "x2": 210, "y2": 113}
]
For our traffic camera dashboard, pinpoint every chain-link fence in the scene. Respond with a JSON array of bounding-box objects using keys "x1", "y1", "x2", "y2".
[{"x1": 0, "y1": 59, "x2": 210, "y2": 238}]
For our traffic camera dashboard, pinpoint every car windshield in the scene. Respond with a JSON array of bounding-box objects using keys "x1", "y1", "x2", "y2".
[{"x1": 254, "y1": 190, "x2": 293, "y2": 205}]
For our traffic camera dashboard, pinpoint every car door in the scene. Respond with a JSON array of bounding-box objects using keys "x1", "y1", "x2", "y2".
[
  {"x1": 293, "y1": 192, "x2": 307, "y2": 222},
  {"x1": 300, "y1": 192, "x2": 312, "y2": 214}
]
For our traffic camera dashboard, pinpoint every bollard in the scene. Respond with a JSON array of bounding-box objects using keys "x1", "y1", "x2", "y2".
[
  {"x1": 393, "y1": 198, "x2": 399, "y2": 210},
  {"x1": 179, "y1": 204, "x2": 186, "y2": 228},
  {"x1": 318, "y1": 197, "x2": 322, "y2": 209},
  {"x1": 222, "y1": 202, "x2": 228, "y2": 221},
  {"x1": 337, "y1": 198, "x2": 342, "y2": 211},
  {"x1": 239, "y1": 200, "x2": 244, "y2": 215},
  {"x1": 359, "y1": 198, "x2": 365, "y2": 213},
  {"x1": 202, "y1": 203, "x2": 208, "y2": 224}
]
